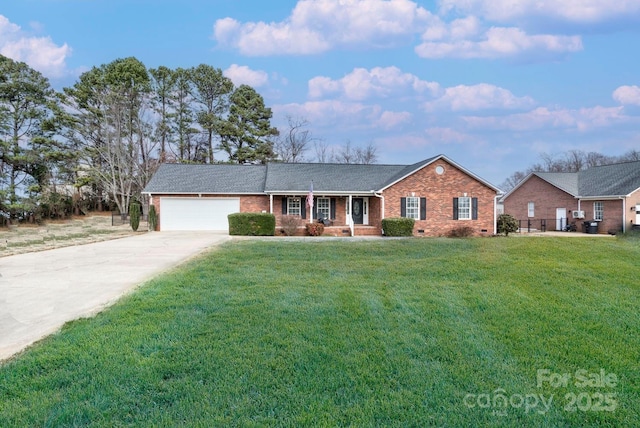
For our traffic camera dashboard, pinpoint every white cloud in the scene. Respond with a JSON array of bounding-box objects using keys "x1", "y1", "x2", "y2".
[
  {"x1": 223, "y1": 64, "x2": 269, "y2": 88},
  {"x1": 438, "y1": 0, "x2": 640, "y2": 24},
  {"x1": 416, "y1": 26, "x2": 582, "y2": 59},
  {"x1": 0, "y1": 15, "x2": 71, "y2": 78},
  {"x1": 425, "y1": 83, "x2": 534, "y2": 111},
  {"x1": 379, "y1": 111, "x2": 412, "y2": 129},
  {"x1": 613, "y1": 85, "x2": 640, "y2": 106},
  {"x1": 463, "y1": 106, "x2": 628, "y2": 131},
  {"x1": 309, "y1": 66, "x2": 439, "y2": 100},
  {"x1": 275, "y1": 99, "x2": 409, "y2": 131},
  {"x1": 213, "y1": 0, "x2": 434, "y2": 55}
]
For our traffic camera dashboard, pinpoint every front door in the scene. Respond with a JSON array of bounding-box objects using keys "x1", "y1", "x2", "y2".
[
  {"x1": 352, "y1": 198, "x2": 364, "y2": 224},
  {"x1": 556, "y1": 208, "x2": 567, "y2": 231}
]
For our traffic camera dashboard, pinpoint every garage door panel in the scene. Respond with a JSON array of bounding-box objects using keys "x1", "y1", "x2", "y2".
[{"x1": 161, "y1": 198, "x2": 240, "y2": 231}]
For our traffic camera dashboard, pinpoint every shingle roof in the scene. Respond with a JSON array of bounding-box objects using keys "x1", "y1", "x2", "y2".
[
  {"x1": 535, "y1": 172, "x2": 579, "y2": 195},
  {"x1": 528, "y1": 160, "x2": 640, "y2": 198},
  {"x1": 143, "y1": 155, "x2": 501, "y2": 195},
  {"x1": 263, "y1": 162, "x2": 408, "y2": 193},
  {"x1": 143, "y1": 163, "x2": 267, "y2": 194},
  {"x1": 578, "y1": 161, "x2": 640, "y2": 196}
]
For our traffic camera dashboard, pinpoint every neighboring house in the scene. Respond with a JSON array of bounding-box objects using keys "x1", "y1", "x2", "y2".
[
  {"x1": 142, "y1": 154, "x2": 501, "y2": 236},
  {"x1": 501, "y1": 160, "x2": 640, "y2": 234}
]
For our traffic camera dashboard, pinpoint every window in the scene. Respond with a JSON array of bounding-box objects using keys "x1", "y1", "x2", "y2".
[
  {"x1": 594, "y1": 201, "x2": 603, "y2": 221},
  {"x1": 288, "y1": 197, "x2": 301, "y2": 216},
  {"x1": 401, "y1": 197, "x2": 426, "y2": 220},
  {"x1": 317, "y1": 197, "x2": 330, "y2": 219},
  {"x1": 458, "y1": 197, "x2": 472, "y2": 220},
  {"x1": 528, "y1": 202, "x2": 535, "y2": 218},
  {"x1": 405, "y1": 197, "x2": 420, "y2": 219}
]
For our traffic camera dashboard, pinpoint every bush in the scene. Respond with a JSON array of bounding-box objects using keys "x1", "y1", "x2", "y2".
[
  {"x1": 280, "y1": 215, "x2": 303, "y2": 236},
  {"x1": 447, "y1": 226, "x2": 475, "y2": 238},
  {"x1": 228, "y1": 213, "x2": 275, "y2": 236},
  {"x1": 497, "y1": 213, "x2": 519, "y2": 236},
  {"x1": 129, "y1": 202, "x2": 141, "y2": 232},
  {"x1": 148, "y1": 204, "x2": 158, "y2": 231},
  {"x1": 305, "y1": 222, "x2": 325, "y2": 236},
  {"x1": 382, "y1": 217, "x2": 415, "y2": 237}
]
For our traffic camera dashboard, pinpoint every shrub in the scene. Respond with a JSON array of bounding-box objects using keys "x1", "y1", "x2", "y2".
[
  {"x1": 497, "y1": 213, "x2": 519, "y2": 236},
  {"x1": 228, "y1": 213, "x2": 275, "y2": 236},
  {"x1": 447, "y1": 226, "x2": 475, "y2": 238},
  {"x1": 305, "y1": 222, "x2": 325, "y2": 236},
  {"x1": 129, "y1": 202, "x2": 141, "y2": 232},
  {"x1": 382, "y1": 217, "x2": 415, "y2": 237},
  {"x1": 280, "y1": 215, "x2": 303, "y2": 236},
  {"x1": 148, "y1": 205, "x2": 158, "y2": 231}
]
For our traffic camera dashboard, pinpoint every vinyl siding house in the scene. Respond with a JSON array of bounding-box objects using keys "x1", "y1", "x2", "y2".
[
  {"x1": 502, "y1": 160, "x2": 640, "y2": 234},
  {"x1": 142, "y1": 154, "x2": 501, "y2": 236}
]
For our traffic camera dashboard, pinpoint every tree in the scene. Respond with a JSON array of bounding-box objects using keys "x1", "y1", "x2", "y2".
[
  {"x1": 497, "y1": 213, "x2": 519, "y2": 236},
  {"x1": 220, "y1": 85, "x2": 278, "y2": 164},
  {"x1": 274, "y1": 115, "x2": 313, "y2": 162},
  {"x1": 189, "y1": 64, "x2": 233, "y2": 163},
  {"x1": 62, "y1": 57, "x2": 155, "y2": 217},
  {"x1": 149, "y1": 66, "x2": 177, "y2": 162},
  {"x1": 0, "y1": 55, "x2": 64, "y2": 220},
  {"x1": 330, "y1": 140, "x2": 378, "y2": 164},
  {"x1": 172, "y1": 67, "x2": 198, "y2": 162}
]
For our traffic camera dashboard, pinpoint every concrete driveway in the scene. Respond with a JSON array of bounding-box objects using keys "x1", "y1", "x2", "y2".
[{"x1": 0, "y1": 232, "x2": 230, "y2": 362}]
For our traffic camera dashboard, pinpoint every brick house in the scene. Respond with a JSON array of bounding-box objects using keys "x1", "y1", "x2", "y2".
[
  {"x1": 142, "y1": 154, "x2": 501, "y2": 236},
  {"x1": 501, "y1": 160, "x2": 640, "y2": 234}
]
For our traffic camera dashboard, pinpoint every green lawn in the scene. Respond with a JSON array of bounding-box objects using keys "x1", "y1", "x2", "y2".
[{"x1": 1, "y1": 237, "x2": 638, "y2": 427}]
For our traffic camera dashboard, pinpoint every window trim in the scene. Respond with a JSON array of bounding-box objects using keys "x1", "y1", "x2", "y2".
[
  {"x1": 528, "y1": 201, "x2": 535, "y2": 218},
  {"x1": 593, "y1": 201, "x2": 603, "y2": 221},
  {"x1": 287, "y1": 197, "x2": 301, "y2": 216},
  {"x1": 316, "y1": 197, "x2": 330, "y2": 219},
  {"x1": 458, "y1": 196, "x2": 472, "y2": 220},
  {"x1": 405, "y1": 196, "x2": 420, "y2": 220}
]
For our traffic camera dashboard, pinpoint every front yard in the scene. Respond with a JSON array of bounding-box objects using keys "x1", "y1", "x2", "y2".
[{"x1": 0, "y1": 237, "x2": 637, "y2": 426}]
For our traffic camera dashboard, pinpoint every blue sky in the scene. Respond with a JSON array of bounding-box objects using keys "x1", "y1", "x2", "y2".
[{"x1": 2, "y1": 0, "x2": 640, "y2": 186}]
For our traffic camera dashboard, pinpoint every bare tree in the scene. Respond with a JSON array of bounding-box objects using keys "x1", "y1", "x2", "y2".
[
  {"x1": 333, "y1": 140, "x2": 356, "y2": 164},
  {"x1": 274, "y1": 115, "x2": 314, "y2": 162},
  {"x1": 314, "y1": 140, "x2": 332, "y2": 163},
  {"x1": 354, "y1": 142, "x2": 378, "y2": 164}
]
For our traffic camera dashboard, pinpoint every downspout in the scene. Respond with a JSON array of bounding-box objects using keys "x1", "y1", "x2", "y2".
[
  {"x1": 269, "y1": 194, "x2": 273, "y2": 214},
  {"x1": 494, "y1": 195, "x2": 498, "y2": 235}
]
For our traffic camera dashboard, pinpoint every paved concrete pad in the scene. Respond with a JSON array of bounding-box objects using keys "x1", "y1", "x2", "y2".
[{"x1": 0, "y1": 232, "x2": 230, "y2": 361}]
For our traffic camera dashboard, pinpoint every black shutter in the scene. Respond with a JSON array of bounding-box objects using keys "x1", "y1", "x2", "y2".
[
  {"x1": 472, "y1": 198, "x2": 478, "y2": 220},
  {"x1": 330, "y1": 198, "x2": 336, "y2": 219},
  {"x1": 400, "y1": 197, "x2": 407, "y2": 217},
  {"x1": 453, "y1": 198, "x2": 459, "y2": 220},
  {"x1": 301, "y1": 200, "x2": 306, "y2": 219},
  {"x1": 282, "y1": 197, "x2": 287, "y2": 215},
  {"x1": 420, "y1": 198, "x2": 427, "y2": 220}
]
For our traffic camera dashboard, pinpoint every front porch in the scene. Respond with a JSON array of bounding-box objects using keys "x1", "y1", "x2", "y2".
[{"x1": 273, "y1": 194, "x2": 383, "y2": 236}]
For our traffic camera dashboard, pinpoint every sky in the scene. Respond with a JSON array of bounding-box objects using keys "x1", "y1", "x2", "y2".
[{"x1": 1, "y1": 0, "x2": 640, "y2": 187}]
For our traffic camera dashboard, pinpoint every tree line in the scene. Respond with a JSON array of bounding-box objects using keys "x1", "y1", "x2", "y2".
[
  {"x1": 501, "y1": 149, "x2": 640, "y2": 192},
  {"x1": 0, "y1": 55, "x2": 377, "y2": 223}
]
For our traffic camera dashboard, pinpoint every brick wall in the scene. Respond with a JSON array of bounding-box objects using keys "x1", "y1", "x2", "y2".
[
  {"x1": 503, "y1": 175, "x2": 577, "y2": 225},
  {"x1": 383, "y1": 159, "x2": 497, "y2": 236},
  {"x1": 503, "y1": 175, "x2": 627, "y2": 234}
]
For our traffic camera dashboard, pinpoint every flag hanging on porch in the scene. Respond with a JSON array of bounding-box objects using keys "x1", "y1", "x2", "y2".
[{"x1": 306, "y1": 182, "x2": 314, "y2": 210}]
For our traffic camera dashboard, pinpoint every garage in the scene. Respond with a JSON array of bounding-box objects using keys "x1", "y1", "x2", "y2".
[{"x1": 160, "y1": 197, "x2": 240, "y2": 231}]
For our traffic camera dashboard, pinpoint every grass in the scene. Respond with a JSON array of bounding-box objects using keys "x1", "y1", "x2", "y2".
[{"x1": 0, "y1": 237, "x2": 638, "y2": 427}]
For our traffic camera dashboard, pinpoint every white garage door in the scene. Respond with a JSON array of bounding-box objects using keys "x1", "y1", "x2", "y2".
[{"x1": 160, "y1": 197, "x2": 240, "y2": 231}]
